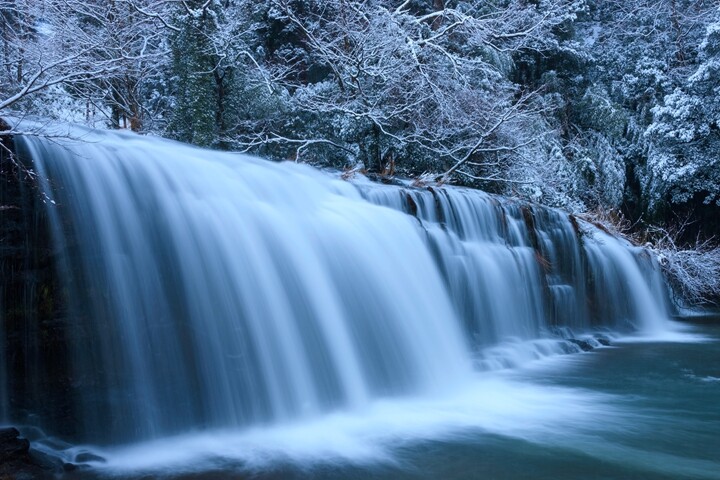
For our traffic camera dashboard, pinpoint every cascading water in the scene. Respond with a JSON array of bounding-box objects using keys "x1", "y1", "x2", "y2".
[
  {"x1": 1, "y1": 124, "x2": 675, "y2": 471},
  {"x1": 360, "y1": 185, "x2": 670, "y2": 350},
  {"x1": 0, "y1": 307, "x2": 6, "y2": 424}
]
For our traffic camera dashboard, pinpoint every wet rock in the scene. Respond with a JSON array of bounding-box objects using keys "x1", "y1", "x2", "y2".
[
  {"x1": 567, "y1": 338, "x2": 594, "y2": 352},
  {"x1": 1, "y1": 140, "x2": 78, "y2": 438},
  {"x1": 60, "y1": 449, "x2": 108, "y2": 472},
  {"x1": 365, "y1": 172, "x2": 404, "y2": 186},
  {"x1": 0, "y1": 427, "x2": 30, "y2": 462},
  {"x1": 559, "y1": 341, "x2": 581, "y2": 354},
  {"x1": 595, "y1": 335, "x2": 612, "y2": 346},
  {"x1": 75, "y1": 451, "x2": 106, "y2": 463},
  {"x1": 31, "y1": 449, "x2": 62, "y2": 469},
  {"x1": 0, "y1": 427, "x2": 56, "y2": 479},
  {"x1": 405, "y1": 193, "x2": 418, "y2": 216}
]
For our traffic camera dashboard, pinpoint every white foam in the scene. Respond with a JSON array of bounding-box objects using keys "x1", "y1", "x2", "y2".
[
  {"x1": 614, "y1": 320, "x2": 712, "y2": 343},
  {"x1": 48, "y1": 375, "x2": 614, "y2": 475}
]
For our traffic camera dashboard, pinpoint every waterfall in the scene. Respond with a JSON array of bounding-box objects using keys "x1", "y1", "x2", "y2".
[
  {"x1": 0, "y1": 303, "x2": 6, "y2": 424},
  {"x1": 2, "y1": 125, "x2": 671, "y2": 447},
  {"x1": 360, "y1": 184, "x2": 669, "y2": 338}
]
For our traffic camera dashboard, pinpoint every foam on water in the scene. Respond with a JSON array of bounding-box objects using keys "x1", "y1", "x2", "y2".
[
  {"x1": 31, "y1": 374, "x2": 618, "y2": 474},
  {"x1": 614, "y1": 320, "x2": 712, "y2": 343},
  {"x1": 32, "y1": 357, "x2": 720, "y2": 480}
]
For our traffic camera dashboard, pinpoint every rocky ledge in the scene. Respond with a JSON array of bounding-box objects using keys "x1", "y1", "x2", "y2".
[{"x1": 0, "y1": 427, "x2": 57, "y2": 479}]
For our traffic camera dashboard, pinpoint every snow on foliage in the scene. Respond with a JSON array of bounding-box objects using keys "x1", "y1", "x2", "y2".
[
  {"x1": 2, "y1": 0, "x2": 719, "y2": 256},
  {"x1": 645, "y1": 9, "x2": 720, "y2": 209},
  {"x1": 646, "y1": 223, "x2": 720, "y2": 306}
]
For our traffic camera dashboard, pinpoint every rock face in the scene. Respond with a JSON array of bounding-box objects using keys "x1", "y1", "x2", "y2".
[
  {"x1": 0, "y1": 134, "x2": 77, "y2": 439},
  {"x1": 567, "y1": 338, "x2": 594, "y2": 352},
  {"x1": 0, "y1": 427, "x2": 29, "y2": 461},
  {"x1": 0, "y1": 427, "x2": 55, "y2": 479}
]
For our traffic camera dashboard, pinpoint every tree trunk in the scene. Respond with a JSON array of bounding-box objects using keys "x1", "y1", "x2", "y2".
[{"x1": 431, "y1": 0, "x2": 445, "y2": 31}]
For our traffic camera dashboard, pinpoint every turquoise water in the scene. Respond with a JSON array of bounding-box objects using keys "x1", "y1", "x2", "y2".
[
  {"x1": 257, "y1": 323, "x2": 720, "y2": 480},
  {"x1": 64, "y1": 322, "x2": 719, "y2": 479}
]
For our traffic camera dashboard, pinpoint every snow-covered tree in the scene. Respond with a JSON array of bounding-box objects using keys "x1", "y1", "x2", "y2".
[
  {"x1": 646, "y1": 10, "x2": 720, "y2": 211},
  {"x1": 0, "y1": 0, "x2": 170, "y2": 128},
  {"x1": 233, "y1": 0, "x2": 582, "y2": 180},
  {"x1": 163, "y1": 0, "x2": 275, "y2": 147},
  {"x1": 1, "y1": 0, "x2": 718, "y2": 238},
  {"x1": 1, "y1": 0, "x2": 99, "y2": 120}
]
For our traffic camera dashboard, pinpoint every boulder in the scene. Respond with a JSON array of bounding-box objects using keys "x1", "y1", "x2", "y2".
[
  {"x1": 567, "y1": 338, "x2": 594, "y2": 352},
  {"x1": 0, "y1": 427, "x2": 58, "y2": 479}
]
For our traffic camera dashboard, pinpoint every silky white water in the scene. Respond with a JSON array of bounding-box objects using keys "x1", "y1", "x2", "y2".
[
  {"x1": 2, "y1": 123, "x2": 686, "y2": 476},
  {"x1": 69, "y1": 377, "x2": 623, "y2": 473}
]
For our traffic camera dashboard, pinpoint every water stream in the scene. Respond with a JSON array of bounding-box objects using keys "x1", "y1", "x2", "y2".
[{"x1": 2, "y1": 124, "x2": 710, "y2": 478}]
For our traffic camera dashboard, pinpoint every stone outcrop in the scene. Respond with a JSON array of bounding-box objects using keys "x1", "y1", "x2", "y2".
[{"x1": 0, "y1": 427, "x2": 56, "y2": 479}]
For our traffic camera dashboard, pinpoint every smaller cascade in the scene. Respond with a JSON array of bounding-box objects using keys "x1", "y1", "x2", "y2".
[
  {"x1": 359, "y1": 182, "x2": 671, "y2": 353},
  {"x1": 584, "y1": 233, "x2": 669, "y2": 334},
  {"x1": 529, "y1": 207, "x2": 588, "y2": 331},
  {"x1": 361, "y1": 186, "x2": 549, "y2": 347}
]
